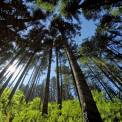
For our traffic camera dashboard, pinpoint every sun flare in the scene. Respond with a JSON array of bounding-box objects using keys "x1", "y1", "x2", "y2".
[{"x1": 7, "y1": 65, "x2": 16, "y2": 73}]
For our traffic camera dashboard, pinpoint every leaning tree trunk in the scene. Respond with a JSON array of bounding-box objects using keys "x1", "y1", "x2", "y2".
[
  {"x1": 66, "y1": 51, "x2": 81, "y2": 107},
  {"x1": 0, "y1": 53, "x2": 26, "y2": 97},
  {"x1": 86, "y1": 63, "x2": 113, "y2": 101},
  {"x1": 0, "y1": 58, "x2": 20, "y2": 84},
  {"x1": 56, "y1": 48, "x2": 62, "y2": 110},
  {"x1": 26, "y1": 57, "x2": 42, "y2": 103},
  {"x1": 42, "y1": 48, "x2": 52, "y2": 115},
  {"x1": 92, "y1": 58, "x2": 122, "y2": 92},
  {"x1": 64, "y1": 42, "x2": 103, "y2": 122},
  {"x1": 0, "y1": 49, "x2": 22, "y2": 80},
  {"x1": 7, "y1": 54, "x2": 34, "y2": 105},
  {"x1": 96, "y1": 58, "x2": 122, "y2": 85},
  {"x1": 24, "y1": 66, "x2": 36, "y2": 99}
]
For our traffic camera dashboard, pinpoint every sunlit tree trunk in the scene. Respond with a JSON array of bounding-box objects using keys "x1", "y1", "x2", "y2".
[
  {"x1": 0, "y1": 53, "x2": 25, "y2": 97},
  {"x1": 7, "y1": 54, "x2": 34, "y2": 104},
  {"x1": 42, "y1": 48, "x2": 52, "y2": 115},
  {"x1": 8, "y1": 64, "x2": 25, "y2": 89},
  {"x1": 64, "y1": 42, "x2": 103, "y2": 122},
  {"x1": 0, "y1": 59, "x2": 20, "y2": 84},
  {"x1": 0, "y1": 49, "x2": 22, "y2": 79}
]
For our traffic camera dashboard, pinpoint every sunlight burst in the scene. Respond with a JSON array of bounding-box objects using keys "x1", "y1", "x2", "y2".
[{"x1": 7, "y1": 65, "x2": 16, "y2": 74}]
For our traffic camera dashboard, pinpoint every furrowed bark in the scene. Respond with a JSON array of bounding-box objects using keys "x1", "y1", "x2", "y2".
[{"x1": 64, "y1": 42, "x2": 103, "y2": 122}]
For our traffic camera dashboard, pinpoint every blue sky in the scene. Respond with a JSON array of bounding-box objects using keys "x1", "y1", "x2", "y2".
[{"x1": 74, "y1": 14, "x2": 98, "y2": 45}]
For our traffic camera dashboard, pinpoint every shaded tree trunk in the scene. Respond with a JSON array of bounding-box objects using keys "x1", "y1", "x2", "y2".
[
  {"x1": 56, "y1": 48, "x2": 62, "y2": 110},
  {"x1": 86, "y1": 63, "x2": 113, "y2": 101},
  {"x1": 66, "y1": 50, "x2": 81, "y2": 107},
  {"x1": 59, "y1": 54, "x2": 63, "y2": 108},
  {"x1": 92, "y1": 58, "x2": 122, "y2": 92},
  {"x1": 42, "y1": 48, "x2": 52, "y2": 115},
  {"x1": 64, "y1": 42, "x2": 103, "y2": 122}
]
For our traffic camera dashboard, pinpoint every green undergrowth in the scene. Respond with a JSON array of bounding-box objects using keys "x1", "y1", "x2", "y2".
[{"x1": 0, "y1": 89, "x2": 122, "y2": 122}]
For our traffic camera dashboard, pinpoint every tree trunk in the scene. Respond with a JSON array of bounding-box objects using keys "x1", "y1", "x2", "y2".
[
  {"x1": 0, "y1": 53, "x2": 25, "y2": 97},
  {"x1": 56, "y1": 48, "x2": 62, "y2": 110},
  {"x1": 0, "y1": 58, "x2": 20, "y2": 84},
  {"x1": 66, "y1": 50, "x2": 81, "y2": 107},
  {"x1": 25, "y1": 67, "x2": 36, "y2": 98},
  {"x1": 86, "y1": 63, "x2": 113, "y2": 101},
  {"x1": 7, "y1": 54, "x2": 34, "y2": 104},
  {"x1": 26, "y1": 57, "x2": 41, "y2": 103},
  {"x1": 8, "y1": 64, "x2": 25, "y2": 89},
  {"x1": 42, "y1": 48, "x2": 52, "y2": 115},
  {"x1": 92, "y1": 58, "x2": 122, "y2": 92},
  {"x1": 0, "y1": 49, "x2": 22, "y2": 79},
  {"x1": 64, "y1": 43, "x2": 103, "y2": 122},
  {"x1": 59, "y1": 54, "x2": 63, "y2": 108}
]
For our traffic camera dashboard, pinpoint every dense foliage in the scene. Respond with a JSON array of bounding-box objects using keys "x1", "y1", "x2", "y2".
[{"x1": 0, "y1": 89, "x2": 121, "y2": 122}]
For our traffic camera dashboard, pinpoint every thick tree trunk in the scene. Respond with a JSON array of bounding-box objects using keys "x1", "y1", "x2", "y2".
[
  {"x1": 56, "y1": 48, "x2": 62, "y2": 110},
  {"x1": 42, "y1": 48, "x2": 52, "y2": 115},
  {"x1": 66, "y1": 51, "x2": 81, "y2": 107},
  {"x1": 64, "y1": 43, "x2": 103, "y2": 122}
]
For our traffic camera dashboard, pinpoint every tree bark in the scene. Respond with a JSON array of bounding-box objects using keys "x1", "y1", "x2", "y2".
[
  {"x1": 56, "y1": 48, "x2": 62, "y2": 110},
  {"x1": 42, "y1": 48, "x2": 52, "y2": 115},
  {"x1": 64, "y1": 42, "x2": 103, "y2": 122},
  {"x1": 66, "y1": 50, "x2": 81, "y2": 107}
]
